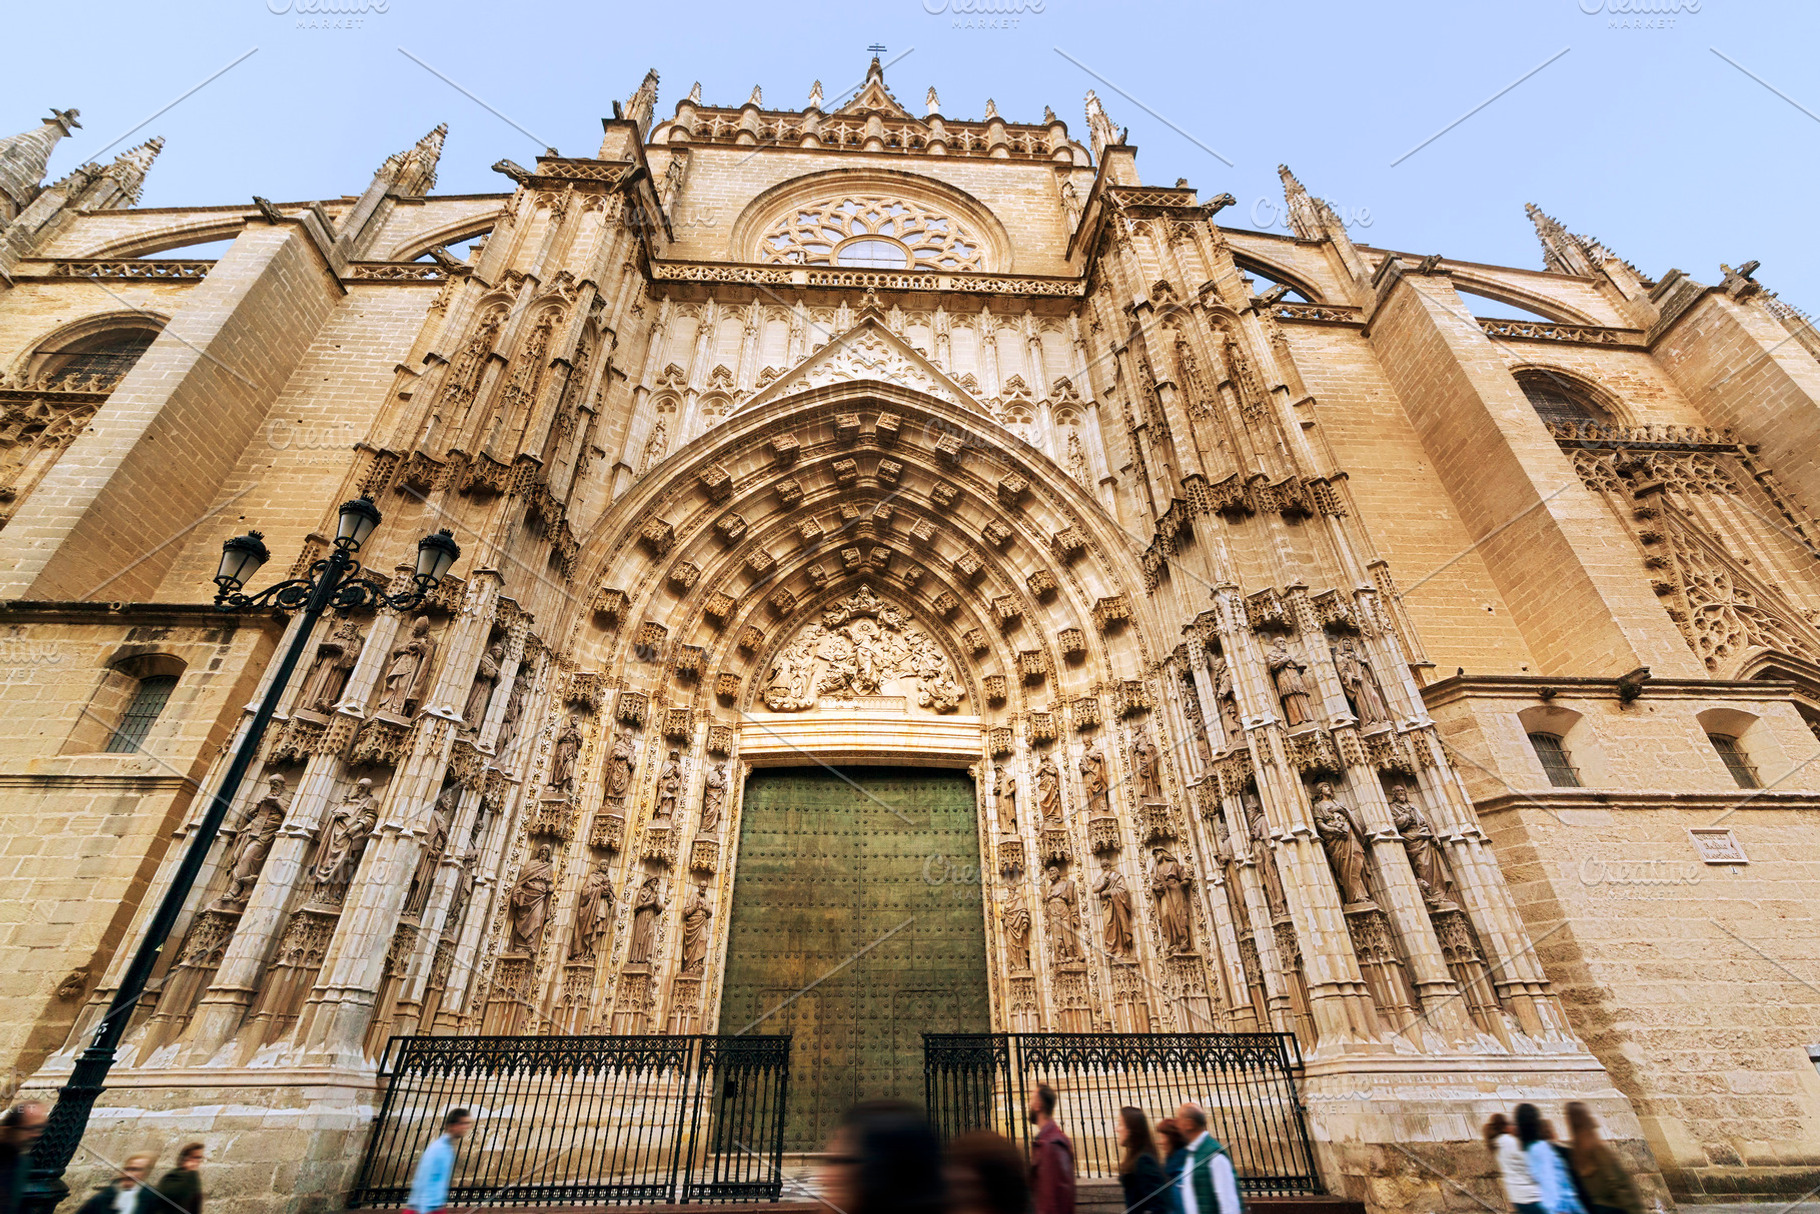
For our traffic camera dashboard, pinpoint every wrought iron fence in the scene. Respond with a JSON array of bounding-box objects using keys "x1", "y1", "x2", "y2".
[
  {"x1": 925, "y1": 1032, "x2": 1321, "y2": 1196},
  {"x1": 348, "y1": 1033, "x2": 791, "y2": 1207}
]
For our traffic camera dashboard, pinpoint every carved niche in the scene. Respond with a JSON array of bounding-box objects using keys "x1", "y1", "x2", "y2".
[{"x1": 758, "y1": 584, "x2": 965, "y2": 714}]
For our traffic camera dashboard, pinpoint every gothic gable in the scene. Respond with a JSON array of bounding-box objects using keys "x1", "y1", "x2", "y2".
[{"x1": 734, "y1": 314, "x2": 987, "y2": 416}]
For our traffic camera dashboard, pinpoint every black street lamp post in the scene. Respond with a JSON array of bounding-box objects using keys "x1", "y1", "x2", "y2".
[{"x1": 23, "y1": 496, "x2": 458, "y2": 1214}]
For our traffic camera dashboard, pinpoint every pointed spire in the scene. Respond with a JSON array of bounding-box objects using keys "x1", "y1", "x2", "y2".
[
  {"x1": 377, "y1": 123, "x2": 446, "y2": 197},
  {"x1": 1043, "y1": 106, "x2": 1057, "y2": 124},
  {"x1": 1277, "y1": 164, "x2": 1325, "y2": 241},
  {"x1": 686, "y1": 81, "x2": 702, "y2": 104},
  {"x1": 96, "y1": 136, "x2": 164, "y2": 208},
  {"x1": 1083, "y1": 90, "x2": 1117, "y2": 160},
  {"x1": 866, "y1": 56, "x2": 886, "y2": 87},
  {"x1": 808, "y1": 80, "x2": 824, "y2": 110},
  {"x1": 0, "y1": 107, "x2": 81, "y2": 222},
  {"x1": 746, "y1": 85, "x2": 763, "y2": 108},
  {"x1": 984, "y1": 98, "x2": 1001, "y2": 121},
  {"x1": 1525, "y1": 202, "x2": 1599, "y2": 278},
  {"x1": 926, "y1": 86, "x2": 941, "y2": 115},
  {"x1": 625, "y1": 69, "x2": 660, "y2": 128}
]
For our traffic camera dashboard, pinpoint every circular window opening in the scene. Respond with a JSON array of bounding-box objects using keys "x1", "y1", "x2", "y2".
[{"x1": 834, "y1": 238, "x2": 910, "y2": 270}]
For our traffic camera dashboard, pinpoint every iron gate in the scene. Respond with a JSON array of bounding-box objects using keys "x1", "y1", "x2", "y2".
[
  {"x1": 925, "y1": 1032, "x2": 1322, "y2": 1196},
  {"x1": 348, "y1": 1033, "x2": 791, "y2": 1207}
]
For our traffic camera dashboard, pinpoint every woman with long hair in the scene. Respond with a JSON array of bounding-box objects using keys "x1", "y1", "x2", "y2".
[
  {"x1": 1564, "y1": 1102, "x2": 1643, "y2": 1214},
  {"x1": 1515, "y1": 1104, "x2": 1586, "y2": 1214},
  {"x1": 1116, "y1": 1107, "x2": 1170, "y2": 1214},
  {"x1": 1486, "y1": 1111, "x2": 1540, "y2": 1214},
  {"x1": 1155, "y1": 1118, "x2": 1190, "y2": 1214}
]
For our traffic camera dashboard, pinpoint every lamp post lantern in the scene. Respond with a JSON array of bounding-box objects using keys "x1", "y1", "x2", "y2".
[{"x1": 23, "y1": 496, "x2": 458, "y2": 1213}]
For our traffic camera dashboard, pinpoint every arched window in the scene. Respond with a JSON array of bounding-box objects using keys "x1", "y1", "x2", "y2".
[
  {"x1": 65, "y1": 652, "x2": 186, "y2": 754},
  {"x1": 1515, "y1": 371, "x2": 1609, "y2": 428},
  {"x1": 1706, "y1": 734, "x2": 1760, "y2": 789},
  {"x1": 105, "y1": 674, "x2": 179, "y2": 753},
  {"x1": 1526, "y1": 732, "x2": 1582, "y2": 787},
  {"x1": 761, "y1": 197, "x2": 982, "y2": 272},
  {"x1": 32, "y1": 328, "x2": 157, "y2": 390}
]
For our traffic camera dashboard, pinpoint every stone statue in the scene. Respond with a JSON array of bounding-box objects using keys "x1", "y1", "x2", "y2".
[
  {"x1": 496, "y1": 677, "x2": 528, "y2": 758},
  {"x1": 1312, "y1": 782, "x2": 1373, "y2": 906},
  {"x1": 1002, "y1": 892, "x2": 1033, "y2": 971},
  {"x1": 310, "y1": 778, "x2": 379, "y2": 898},
  {"x1": 654, "y1": 750, "x2": 683, "y2": 824},
  {"x1": 1150, "y1": 848, "x2": 1195, "y2": 955},
  {"x1": 547, "y1": 715, "x2": 582, "y2": 792},
  {"x1": 1131, "y1": 729, "x2": 1162, "y2": 802},
  {"x1": 1094, "y1": 856, "x2": 1135, "y2": 958},
  {"x1": 568, "y1": 861, "x2": 616, "y2": 962},
  {"x1": 446, "y1": 849, "x2": 477, "y2": 927},
  {"x1": 1079, "y1": 747, "x2": 1109, "y2": 817},
  {"x1": 1245, "y1": 793, "x2": 1288, "y2": 919},
  {"x1": 1044, "y1": 863, "x2": 1084, "y2": 963},
  {"x1": 628, "y1": 873, "x2": 665, "y2": 965},
  {"x1": 603, "y1": 730, "x2": 636, "y2": 803},
  {"x1": 1212, "y1": 653, "x2": 1243, "y2": 743},
  {"x1": 1266, "y1": 636, "x2": 1313, "y2": 727},
  {"x1": 464, "y1": 642, "x2": 504, "y2": 729},
  {"x1": 299, "y1": 618, "x2": 363, "y2": 713},
  {"x1": 507, "y1": 843, "x2": 556, "y2": 953},
  {"x1": 1335, "y1": 639, "x2": 1391, "y2": 727},
  {"x1": 699, "y1": 762, "x2": 727, "y2": 835},
  {"x1": 380, "y1": 616, "x2": 439, "y2": 715},
  {"x1": 680, "y1": 881, "x2": 712, "y2": 976},
  {"x1": 219, "y1": 774, "x2": 288, "y2": 906},
  {"x1": 405, "y1": 784, "x2": 456, "y2": 917},
  {"x1": 1036, "y1": 752, "x2": 1063, "y2": 825},
  {"x1": 1389, "y1": 784, "x2": 1452, "y2": 906},
  {"x1": 992, "y1": 765, "x2": 1017, "y2": 833}
]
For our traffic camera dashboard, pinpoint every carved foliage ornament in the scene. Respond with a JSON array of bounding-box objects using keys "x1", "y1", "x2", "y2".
[{"x1": 760, "y1": 584, "x2": 964, "y2": 713}]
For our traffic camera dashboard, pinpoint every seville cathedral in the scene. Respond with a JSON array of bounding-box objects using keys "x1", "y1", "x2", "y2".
[{"x1": 1, "y1": 56, "x2": 1818, "y2": 1214}]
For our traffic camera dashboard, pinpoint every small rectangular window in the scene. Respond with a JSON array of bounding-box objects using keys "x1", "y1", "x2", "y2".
[
  {"x1": 1527, "y1": 732, "x2": 1582, "y2": 788},
  {"x1": 105, "y1": 675, "x2": 178, "y2": 754},
  {"x1": 1707, "y1": 734, "x2": 1760, "y2": 789}
]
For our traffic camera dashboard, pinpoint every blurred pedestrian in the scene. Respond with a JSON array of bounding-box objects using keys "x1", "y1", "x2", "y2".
[
  {"x1": 404, "y1": 1108, "x2": 472, "y2": 1214},
  {"x1": 946, "y1": 1129, "x2": 1029, "y2": 1214},
  {"x1": 155, "y1": 1143, "x2": 205, "y2": 1214},
  {"x1": 1563, "y1": 1104, "x2": 1639, "y2": 1214},
  {"x1": 1172, "y1": 1104, "x2": 1239, "y2": 1214},
  {"x1": 1026, "y1": 1084, "x2": 1074, "y2": 1214},
  {"x1": 1515, "y1": 1104, "x2": 1585, "y2": 1214},
  {"x1": 0, "y1": 1102, "x2": 48, "y2": 1214},
  {"x1": 1155, "y1": 1119, "x2": 1189, "y2": 1214},
  {"x1": 1115, "y1": 1107, "x2": 1169, "y2": 1214},
  {"x1": 1486, "y1": 1112, "x2": 1540, "y2": 1214},
  {"x1": 76, "y1": 1153, "x2": 157, "y2": 1214},
  {"x1": 819, "y1": 1100, "x2": 945, "y2": 1214}
]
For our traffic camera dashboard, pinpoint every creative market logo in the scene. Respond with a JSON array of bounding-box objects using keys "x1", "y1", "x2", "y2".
[
  {"x1": 922, "y1": 0, "x2": 1045, "y2": 32},
  {"x1": 1578, "y1": 0, "x2": 1700, "y2": 31},
  {"x1": 267, "y1": 0, "x2": 389, "y2": 30}
]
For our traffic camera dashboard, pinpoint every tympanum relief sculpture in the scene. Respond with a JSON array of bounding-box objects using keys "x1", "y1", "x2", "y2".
[{"x1": 760, "y1": 585, "x2": 963, "y2": 713}]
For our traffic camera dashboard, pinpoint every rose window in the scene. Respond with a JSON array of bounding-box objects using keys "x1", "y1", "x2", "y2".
[{"x1": 760, "y1": 197, "x2": 983, "y2": 272}]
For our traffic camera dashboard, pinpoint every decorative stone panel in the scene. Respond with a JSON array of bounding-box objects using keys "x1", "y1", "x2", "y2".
[
  {"x1": 878, "y1": 459, "x2": 904, "y2": 485},
  {"x1": 771, "y1": 434, "x2": 799, "y2": 465},
  {"x1": 746, "y1": 550, "x2": 777, "y2": 578},
  {"x1": 931, "y1": 482, "x2": 959, "y2": 508},
  {"x1": 1093, "y1": 595, "x2": 1131, "y2": 631},
  {"x1": 617, "y1": 691, "x2": 649, "y2": 726},
  {"x1": 936, "y1": 433, "x2": 964, "y2": 460},
  {"x1": 698, "y1": 465, "x2": 733, "y2": 502},
  {"x1": 675, "y1": 645, "x2": 705, "y2": 679},
  {"x1": 1051, "y1": 528, "x2": 1087, "y2": 561},
  {"x1": 738, "y1": 625, "x2": 765, "y2": 651},
  {"x1": 1028, "y1": 711, "x2": 1056, "y2": 743},
  {"x1": 988, "y1": 726, "x2": 1014, "y2": 756},
  {"x1": 983, "y1": 675, "x2": 1008, "y2": 705},
  {"x1": 1073, "y1": 695, "x2": 1103, "y2": 730},
  {"x1": 806, "y1": 563, "x2": 832, "y2": 589},
  {"x1": 875, "y1": 412, "x2": 901, "y2": 443},
  {"x1": 706, "y1": 723, "x2": 735, "y2": 755},
  {"x1": 774, "y1": 478, "x2": 803, "y2": 507},
  {"x1": 767, "y1": 588, "x2": 796, "y2": 616},
  {"x1": 663, "y1": 708, "x2": 693, "y2": 742},
  {"x1": 636, "y1": 621, "x2": 668, "y2": 651},
  {"x1": 638, "y1": 519, "x2": 674, "y2": 555},
  {"x1": 566, "y1": 672, "x2": 607, "y2": 710},
  {"x1": 840, "y1": 547, "x2": 863, "y2": 571},
  {"x1": 703, "y1": 591, "x2": 736, "y2": 625},
  {"x1": 994, "y1": 595, "x2": 1022, "y2": 628},
  {"x1": 1114, "y1": 679, "x2": 1151, "y2": 717},
  {"x1": 796, "y1": 516, "x2": 825, "y2": 547},
  {"x1": 1027, "y1": 569, "x2": 1058, "y2": 599},
  {"x1": 982, "y1": 520, "x2": 1013, "y2": 548},
  {"x1": 1058, "y1": 627, "x2": 1086, "y2": 658},
  {"x1": 591, "y1": 587, "x2": 629, "y2": 621},
  {"x1": 953, "y1": 553, "x2": 984, "y2": 583},
  {"x1": 910, "y1": 518, "x2": 937, "y2": 546},
  {"x1": 835, "y1": 412, "x2": 861, "y2": 443},
  {"x1": 833, "y1": 458, "x2": 859, "y2": 486},
  {"x1": 932, "y1": 590, "x2": 960, "y2": 617},
  {"x1": 1018, "y1": 650, "x2": 1046, "y2": 683},
  {"x1": 668, "y1": 562, "x2": 701, "y2": 592},
  {"x1": 998, "y1": 473, "x2": 1030, "y2": 506},
  {"x1": 965, "y1": 628, "x2": 990, "y2": 656},
  {"x1": 715, "y1": 514, "x2": 747, "y2": 545},
  {"x1": 715, "y1": 672, "x2": 741, "y2": 700}
]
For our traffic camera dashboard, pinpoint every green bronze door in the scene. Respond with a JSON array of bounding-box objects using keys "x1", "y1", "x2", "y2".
[{"x1": 718, "y1": 767, "x2": 990, "y2": 1151}]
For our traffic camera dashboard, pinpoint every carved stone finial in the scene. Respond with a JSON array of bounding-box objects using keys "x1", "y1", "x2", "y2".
[
  {"x1": 984, "y1": 98, "x2": 1000, "y2": 121},
  {"x1": 926, "y1": 86, "x2": 940, "y2": 115},
  {"x1": 808, "y1": 79, "x2": 824, "y2": 109},
  {"x1": 1083, "y1": 89, "x2": 1118, "y2": 160},
  {"x1": 747, "y1": 84, "x2": 763, "y2": 108},
  {"x1": 686, "y1": 81, "x2": 702, "y2": 104}
]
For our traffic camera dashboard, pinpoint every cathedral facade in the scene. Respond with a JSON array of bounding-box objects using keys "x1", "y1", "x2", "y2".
[{"x1": 1, "y1": 62, "x2": 1817, "y2": 1214}]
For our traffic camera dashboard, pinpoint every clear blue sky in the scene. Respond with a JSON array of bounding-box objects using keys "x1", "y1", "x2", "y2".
[{"x1": 9, "y1": 0, "x2": 1816, "y2": 312}]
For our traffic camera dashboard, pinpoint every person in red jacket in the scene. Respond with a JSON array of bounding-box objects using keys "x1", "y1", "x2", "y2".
[{"x1": 1027, "y1": 1083, "x2": 1075, "y2": 1214}]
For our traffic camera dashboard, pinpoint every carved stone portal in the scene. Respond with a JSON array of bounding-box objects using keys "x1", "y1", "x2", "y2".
[{"x1": 760, "y1": 584, "x2": 964, "y2": 712}]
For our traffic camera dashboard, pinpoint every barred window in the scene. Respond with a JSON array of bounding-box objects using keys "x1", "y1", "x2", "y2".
[
  {"x1": 105, "y1": 674, "x2": 178, "y2": 753},
  {"x1": 1707, "y1": 734, "x2": 1760, "y2": 789},
  {"x1": 1527, "y1": 731, "x2": 1582, "y2": 788},
  {"x1": 1517, "y1": 373, "x2": 1607, "y2": 428}
]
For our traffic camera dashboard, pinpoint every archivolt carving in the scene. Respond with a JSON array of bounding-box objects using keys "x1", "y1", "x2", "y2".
[{"x1": 760, "y1": 584, "x2": 964, "y2": 712}]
